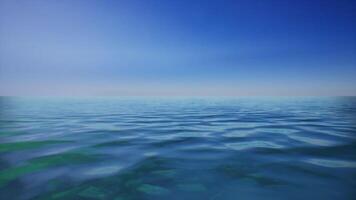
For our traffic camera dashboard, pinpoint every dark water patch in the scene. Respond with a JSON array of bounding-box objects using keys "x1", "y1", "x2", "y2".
[
  {"x1": 94, "y1": 139, "x2": 134, "y2": 148},
  {"x1": 149, "y1": 136, "x2": 208, "y2": 148},
  {"x1": 252, "y1": 142, "x2": 356, "y2": 160},
  {"x1": 216, "y1": 163, "x2": 292, "y2": 188}
]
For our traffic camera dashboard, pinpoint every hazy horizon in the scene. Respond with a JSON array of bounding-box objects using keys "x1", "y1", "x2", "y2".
[{"x1": 1, "y1": 0, "x2": 355, "y2": 96}]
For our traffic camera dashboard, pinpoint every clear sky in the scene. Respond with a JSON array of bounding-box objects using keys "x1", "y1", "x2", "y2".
[{"x1": 0, "y1": 0, "x2": 355, "y2": 96}]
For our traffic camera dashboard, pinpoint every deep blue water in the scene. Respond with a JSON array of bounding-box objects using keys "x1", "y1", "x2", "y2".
[{"x1": 0, "y1": 97, "x2": 355, "y2": 200}]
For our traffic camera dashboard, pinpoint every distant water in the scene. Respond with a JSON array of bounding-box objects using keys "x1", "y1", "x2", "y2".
[{"x1": 0, "y1": 97, "x2": 355, "y2": 200}]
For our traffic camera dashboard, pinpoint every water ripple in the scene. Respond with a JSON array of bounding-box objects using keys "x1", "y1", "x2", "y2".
[{"x1": 0, "y1": 97, "x2": 355, "y2": 200}]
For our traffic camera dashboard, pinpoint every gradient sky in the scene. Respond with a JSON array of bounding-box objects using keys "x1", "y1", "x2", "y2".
[{"x1": 0, "y1": 0, "x2": 355, "y2": 96}]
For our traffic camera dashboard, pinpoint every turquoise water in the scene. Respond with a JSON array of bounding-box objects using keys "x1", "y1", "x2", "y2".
[{"x1": 0, "y1": 97, "x2": 355, "y2": 200}]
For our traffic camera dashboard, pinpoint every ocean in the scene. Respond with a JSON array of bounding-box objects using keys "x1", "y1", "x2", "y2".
[{"x1": 0, "y1": 97, "x2": 355, "y2": 200}]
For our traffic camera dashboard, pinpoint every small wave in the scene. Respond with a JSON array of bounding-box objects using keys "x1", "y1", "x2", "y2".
[{"x1": 305, "y1": 158, "x2": 356, "y2": 168}]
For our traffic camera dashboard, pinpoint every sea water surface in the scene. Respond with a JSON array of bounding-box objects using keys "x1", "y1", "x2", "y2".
[{"x1": 0, "y1": 97, "x2": 355, "y2": 200}]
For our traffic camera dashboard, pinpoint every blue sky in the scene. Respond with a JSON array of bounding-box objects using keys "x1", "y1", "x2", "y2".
[{"x1": 0, "y1": 0, "x2": 355, "y2": 96}]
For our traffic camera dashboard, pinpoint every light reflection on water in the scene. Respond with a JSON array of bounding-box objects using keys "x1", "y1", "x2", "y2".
[{"x1": 0, "y1": 97, "x2": 355, "y2": 200}]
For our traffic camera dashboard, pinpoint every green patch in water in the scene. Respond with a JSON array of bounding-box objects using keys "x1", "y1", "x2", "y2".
[
  {"x1": 47, "y1": 179, "x2": 65, "y2": 191},
  {"x1": 0, "y1": 140, "x2": 70, "y2": 153},
  {"x1": 218, "y1": 164, "x2": 288, "y2": 187},
  {"x1": 0, "y1": 152, "x2": 96, "y2": 187},
  {"x1": 78, "y1": 186, "x2": 108, "y2": 199},
  {"x1": 113, "y1": 197, "x2": 126, "y2": 200},
  {"x1": 50, "y1": 187, "x2": 81, "y2": 200},
  {"x1": 31, "y1": 153, "x2": 95, "y2": 166},
  {"x1": 125, "y1": 179, "x2": 142, "y2": 188},
  {"x1": 246, "y1": 174, "x2": 287, "y2": 186},
  {"x1": 177, "y1": 183, "x2": 207, "y2": 192},
  {"x1": 219, "y1": 164, "x2": 252, "y2": 178},
  {"x1": 137, "y1": 184, "x2": 169, "y2": 195},
  {"x1": 0, "y1": 162, "x2": 43, "y2": 187},
  {"x1": 35, "y1": 156, "x2": 173, "y2": 199},
  {"x1": 151, "y1": 169, "x2": 176, "y2": 177},
  {"x1": 0, "y1": 130, "x2": 23, "y2": 137}
]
